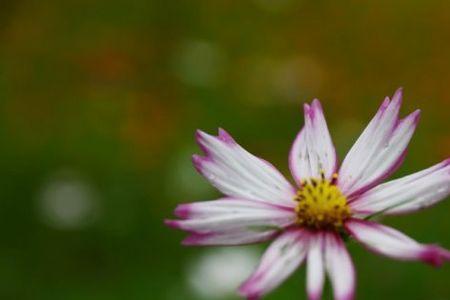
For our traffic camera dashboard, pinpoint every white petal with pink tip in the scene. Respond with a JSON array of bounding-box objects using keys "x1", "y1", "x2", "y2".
[
  {"x1": 306, "y1": 233, "x2": 325, "y2": 300},
  {"x1": 194, "y1": 129, "x2": 296, "y2": 206},
  {"x1": 324, "y1": 232, "x2": 355, "y2": 300},
  {"x1": 350, "y1": 159, "x2": 450, "y2": 215},
  {"x1": 289, "y1": 99, "x2": 337, "y2": 184},
  {"x1": 239, "y1": 229, "x2": 308, "y2": 299},
  {"x1": 339, "y1": 89, "x2": 420, "y2": 196},
  {"x1": 166, "y1": 198, "x2": 296, "y2": 233},
  {"x1": 345, "y1": 219, "x2": 450, "y2": 266}
]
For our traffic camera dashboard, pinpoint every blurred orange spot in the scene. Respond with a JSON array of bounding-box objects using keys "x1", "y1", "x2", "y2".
[
  {"x1": 75, "y1": 47, "x2": 135, "y2": 82},
  {"x1": 121, "y1": 95, "x2": 178, "y2": 168}
]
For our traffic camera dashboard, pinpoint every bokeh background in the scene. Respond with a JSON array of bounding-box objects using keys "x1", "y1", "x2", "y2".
[{"x1": 0, "y1": 1, "x2": 449, "y2": 299}]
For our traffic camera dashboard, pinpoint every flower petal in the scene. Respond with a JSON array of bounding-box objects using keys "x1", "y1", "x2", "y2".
[
  {"x1": 350, "y1": 159, "x2": 450, "y2": 216},
  {"x1": 338, "y1": 88, "x2": 420, "y2": 197},
  {"x1": 289, "y1": 99, "x2": 337, "y2": 184},
  {"x1": 345, "y1": 219, "x2": 450, "y2": 267},
  {"x1": 324, "y1": 231, "x2": 355, "y2": 300},
  {"x1": 165, "y1": 198, "x2": 296, "y2": 236},
  {"x1": 181, "y1": 230, "x2": 277, "y2": 246},
  {"x1": 306, "y1": 232, "x2": 325, "y2": 300},
  {"x1": 194, "y1": 129, "x2": 296, "y2": 206},
  {"x1": 239, "y1": 229, "x2": 308, "y2": 299}
]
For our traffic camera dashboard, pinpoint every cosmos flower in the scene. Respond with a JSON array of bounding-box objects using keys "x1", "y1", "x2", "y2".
[{"x1": 166, "y1": 88, "x2": 450, "y2": 300}]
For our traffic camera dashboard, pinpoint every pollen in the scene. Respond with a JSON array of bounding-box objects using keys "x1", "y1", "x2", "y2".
[{"x1": 294, "y1": 172, "x2": 351, "y2": 229}]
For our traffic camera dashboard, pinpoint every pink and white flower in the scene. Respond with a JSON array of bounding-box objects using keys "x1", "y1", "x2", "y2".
[{"x1": 166, "y1": 88, "x2": 450, "y2": 300}]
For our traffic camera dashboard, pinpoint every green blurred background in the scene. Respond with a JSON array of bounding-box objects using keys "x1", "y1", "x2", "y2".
[{"x1": 0, "y1": 0, "x2": 449, "y2": 299}]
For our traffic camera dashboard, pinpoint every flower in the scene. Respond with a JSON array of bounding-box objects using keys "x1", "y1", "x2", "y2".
[{"x1": 166, "y1": 88, "x2": 450, "y2": 300}]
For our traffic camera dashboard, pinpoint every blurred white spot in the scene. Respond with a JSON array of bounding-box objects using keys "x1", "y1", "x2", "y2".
[
  {"x1": 165, "y1": 147, "x2": 214, "y2": 200},
  {"x1": 186, "y1": 247, "x2": 260, "y2": 299},
  {"x1": 172, "y1": 40, "x2": 225, "y2": 88},
  {"x1": 37, "y1": 171, "x2": 99, "y2": 230},
  {"x1": 240, "y1": 56, "x2": 324, "y2": 104},
  {"x1": 273, "y1": 57, "x2": 324, "y2": 101}
]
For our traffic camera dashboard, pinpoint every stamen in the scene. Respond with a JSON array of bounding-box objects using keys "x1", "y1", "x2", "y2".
[
  {"x1": 331, "y1": 173, "x2": 338, "y2": 185},
  {"x1": 294, "y1": 172, "x2": 351, "y2": 230},
  {"x1": 320, "y1": 170, "x2": 325, "y2": 180}
]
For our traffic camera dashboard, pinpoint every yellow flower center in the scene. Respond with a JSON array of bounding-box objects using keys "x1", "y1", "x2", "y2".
[{"x1": 294, "y1": 173, "x2": 351, "y2": 229}]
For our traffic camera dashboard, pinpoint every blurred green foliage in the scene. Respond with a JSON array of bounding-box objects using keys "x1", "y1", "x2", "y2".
[{"x1": 0, "y1": 0, "x2": 449, "y2": 299}]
